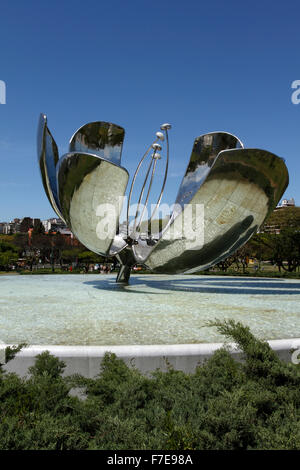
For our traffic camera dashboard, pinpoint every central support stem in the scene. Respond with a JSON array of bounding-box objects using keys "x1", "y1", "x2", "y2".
[{"x1": 115, "y1": 245, "x2": 137, "y2": 284}]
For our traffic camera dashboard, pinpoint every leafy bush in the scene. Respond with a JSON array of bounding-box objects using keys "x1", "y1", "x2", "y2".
[{"x1": 1, "y1": 320, "x2": 300, "y2": 449}]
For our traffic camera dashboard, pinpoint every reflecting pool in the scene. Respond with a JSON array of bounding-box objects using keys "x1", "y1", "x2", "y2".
[{"x1": 0, "y1": 274, "x2": 300, "y2": 345}]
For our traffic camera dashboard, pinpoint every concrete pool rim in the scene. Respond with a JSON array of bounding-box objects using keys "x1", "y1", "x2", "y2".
[{"x1": 4, "y1": 337, "x2": 300, "y2": 378}]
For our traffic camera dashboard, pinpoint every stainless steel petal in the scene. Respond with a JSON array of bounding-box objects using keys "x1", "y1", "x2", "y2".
[
  {"x1": 57, "y1": 152, "x2": 129, "y2": 256},
  {"x1": 174, "y1": 131, "x2": 244, "y2": 212},
  {"x1": 37, "y1": 113, "x2": 65, "y2": 221},
  {"x1": 142, "y1": 148, "x2": 289, "y2": 274},
  {"x1": 133, "y1": 132, "x2": 243, "y2": 262},
  {"x1": 69, "y1": 121, "x2": 125, "y2": 166},
  {"x1": 109, "y1": 234, "x2": 128, "y2": 256}
]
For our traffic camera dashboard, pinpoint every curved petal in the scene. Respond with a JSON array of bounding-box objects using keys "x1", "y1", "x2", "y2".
[
  {"x1": 37, "y1": 113, "x2": 65, "y2": 221},
  {"x1": 141, "y1": 148, "x2": 289, "y2": 273},
  {"x1": 57, "y1": 152, "x2": 129, "y2": 256},
  {"x1": 174, "y1": 131, "x2": 244, "y2": 212},
  {"x1": 69, "y1": 121, "x2": 125, "y2": 166},
  {"x1": 133, "y1": 132, "x2": 243, "y2": 262}
]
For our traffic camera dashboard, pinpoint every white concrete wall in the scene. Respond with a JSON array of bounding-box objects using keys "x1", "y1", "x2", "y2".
[{"x1": 3, "y1": 338, "x2": 300, "y2": 378}]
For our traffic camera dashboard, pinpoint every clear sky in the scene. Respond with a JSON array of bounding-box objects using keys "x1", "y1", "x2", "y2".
[{"x1": 0, "y1": 0, "x2": 299, "y2": 222}]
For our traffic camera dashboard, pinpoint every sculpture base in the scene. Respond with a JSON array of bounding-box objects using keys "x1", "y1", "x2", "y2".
[
  {"x1": 115, "y1": 247, "x2": 137, "y2": 284},
  {"x1": 116, "y1": 264, "x2": 132, "y2": 284}
]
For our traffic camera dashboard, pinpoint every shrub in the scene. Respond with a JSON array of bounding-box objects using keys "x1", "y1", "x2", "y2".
[{"x1": 1, "y1": 320, "x2": 300, "y2": 449}]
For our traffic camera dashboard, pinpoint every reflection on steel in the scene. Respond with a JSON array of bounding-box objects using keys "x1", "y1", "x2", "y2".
[
  {"x1": 57, "y1": 152, "x2": 128, "y2": 255},
  {"x1": 69, "y1": 121, "x2": 125, "y2": 165},
  {"x1": 37, "y1": 114, "x2": 65, "y2": 222},
  {"x1": 37, "y1": 114, "x2": 128, "y2": 255},
  {"x1": 144, "y1": 147, "x2": 288, "y2": 274},
  {"x1": 37, "y1": 114, "x2": 289, "y2": 284}
]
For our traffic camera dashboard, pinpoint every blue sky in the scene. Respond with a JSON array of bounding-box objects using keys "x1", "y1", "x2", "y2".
[{"x1": 0, "y1": 0, "x2": 299, "y2": 222}]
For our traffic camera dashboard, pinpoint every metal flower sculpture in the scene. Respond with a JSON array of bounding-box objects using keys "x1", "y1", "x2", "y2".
[{"x1": 37, "y1": 114, "x2": 289, "y2": 283}]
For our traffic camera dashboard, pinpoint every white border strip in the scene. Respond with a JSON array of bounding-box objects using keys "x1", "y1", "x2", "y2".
[{"x1": 3, "y1": 338, "x2": 300, "y2": 378}]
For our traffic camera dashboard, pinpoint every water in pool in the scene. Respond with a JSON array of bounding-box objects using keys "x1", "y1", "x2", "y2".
[{"x1": 0, "y1": 274, "x2": 300, "y2": 345}]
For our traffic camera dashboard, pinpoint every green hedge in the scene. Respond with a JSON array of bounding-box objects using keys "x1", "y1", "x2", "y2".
[{"x1": 1, "y1": 320, "x2": 300, "y2": 450}]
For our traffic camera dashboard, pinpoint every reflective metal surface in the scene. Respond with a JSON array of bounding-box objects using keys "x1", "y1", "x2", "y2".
[
  {"x1": 143, "y1": 146, "x2": 289, "y2": 274},
  {"x1": 37, "y1": 114, "x2": 64, "y2": 221},
  {"x1": 69, "y1": 122, "x2": 125, "y2": 165},
  {"x1": 133, "y1": 132, "x2": 243, "y2": 263},
  {"x1": 57, "y1": 152, "x2": 128, "y2": 255},
  {"x1": 37, "y1": 115, "x2": 129, "y2": 256},
  {"x1": 37, "y1": 116, "x2": 289, "y2": 284},
  {"x1": 174, "y1": 132, "x2": 243, "y2": 212}
]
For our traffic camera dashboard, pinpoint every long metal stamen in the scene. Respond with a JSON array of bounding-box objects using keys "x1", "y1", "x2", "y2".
[
  {"x1": 131, "y1": 155, "x2": 155, "y2": 236},
  {"x1": 136, "y1": 153, "x2": 159, "y2": 232},
  {"x1": 126, "y1": 124, "x2": 171, "y2": 243},
  {"x1": 148, "y1": 128, "x2": 169, "y2": 229},
  {"x1": 126, "y1": 139, "x2": 158, "y2": 237}
]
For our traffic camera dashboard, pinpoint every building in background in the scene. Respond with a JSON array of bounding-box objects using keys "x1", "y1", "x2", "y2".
[
  {"x1": 42, "y1": 218, "x2": 66, "y2": 233},
  {"x1": 275, "y1": 198, "x2": 295, "y2": 210}
]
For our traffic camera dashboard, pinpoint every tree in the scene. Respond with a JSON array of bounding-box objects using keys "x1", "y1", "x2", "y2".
[
  {"x1": 268, "y1": 229, "x2": 300, "y2": 272},
  {"x1": 32, "y1": 221, "x2": 45, "y2": 235},
  {"x1": 0, "y1": 241, "x2": 19, "y2": 270},
  {"x1": 261, "y1": 206, "x2": 300, "y2": 232},
  {"x1": 248, "y1": 230, "x2": 300, "y2": 272},
  {"x1": 61, "y1": 247, "x2": 88, "y2": 268},
  {"x1": 216, "y1": 256, "x2": 235, "y2": 272},
  {"x1": 77, "y1": 251, "x2": 104, "y2": 272},
  {"x1": 232, "y1": 245, "x2": 251, "y2": 273}
]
